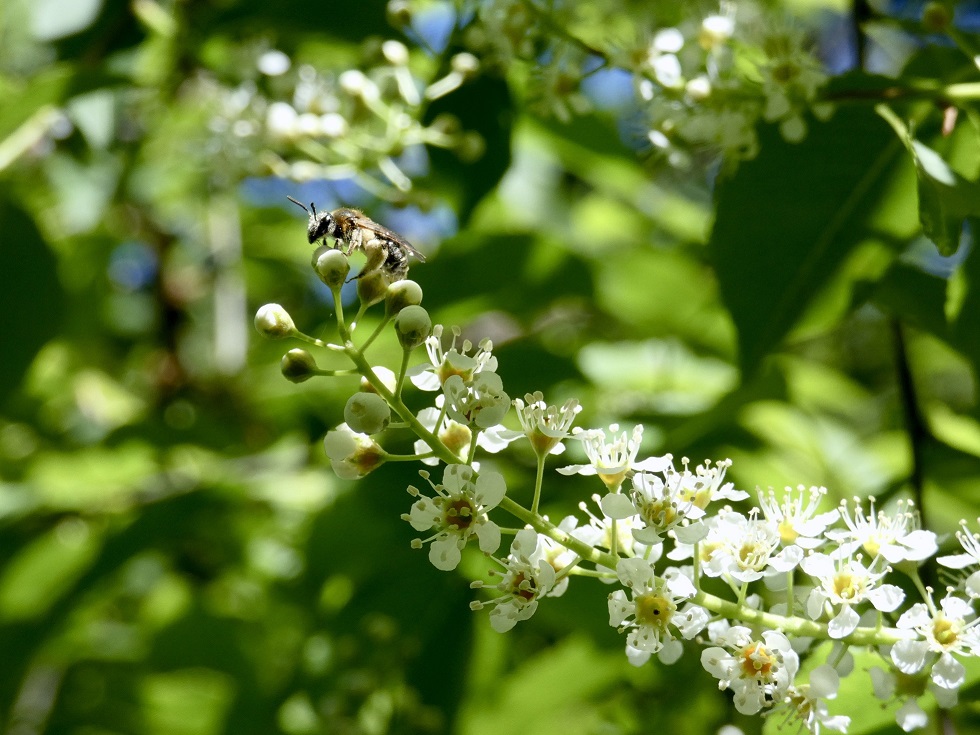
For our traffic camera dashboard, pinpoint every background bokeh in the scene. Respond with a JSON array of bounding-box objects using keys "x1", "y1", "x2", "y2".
[{"x1": 2, "y1": 0, "x2": 980, "y2": 733}]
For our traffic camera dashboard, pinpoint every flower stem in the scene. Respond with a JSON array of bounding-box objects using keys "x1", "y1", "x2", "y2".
[{"x1": 530, "y1": 453, "x2": 546, "y2": 516}]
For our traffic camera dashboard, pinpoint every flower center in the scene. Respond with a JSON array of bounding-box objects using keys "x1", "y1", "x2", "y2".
[
  {"x1": 737, "y1": 541, "x2": 770, "y2": 571},
  {"x1": 640, "y1": 499, "x2": 677, "y2": 530},
  {"x1": 634, "y1": 592, "x2": 675, "y2": 631},
  {"x1": 861, "y1": 535, "x2": 882, "y2": 559},
  {"x1": 832, "y1": 571, "x2": 864, "y2": 601},
  {"x1": 739, "y1": 643, "x2": 778, "y2": 680},
  {"x1": 777, "y1": 518, "x2": 799, "y2": 544},
  {"x1": 507, "y1": 570, "x2": 538, "y2": 603},
  {"x1": 443, "y1": 496, "x2": 477, "y2": 530},
  {"x1": 933, "y1": 616, "x2": 960, "y2": 649}
]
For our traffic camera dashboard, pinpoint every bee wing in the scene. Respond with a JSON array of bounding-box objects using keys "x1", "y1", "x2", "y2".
[{"x1": 358, "y1": 217, "x2": 426, "y2": 262}]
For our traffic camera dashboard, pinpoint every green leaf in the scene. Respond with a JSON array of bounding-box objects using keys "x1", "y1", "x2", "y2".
[
  {"x1": 951, "y1": 222, "x2": 980, "y2": 382},
  {"x1": 709, "y1": 106, "x2": 904, "y2": 377},
  {"x1": 424, "y1": 72, "x2": 513, "y2": 221},
  {"x1": 865, "y1": 261, "x2": 949, "y2": 338},
  {"x1": 0, "y1": 196, "x2": 65, "y2": 407},
  {"x1": 907, "y1": 137, "x2": 980, "y2": 255}
]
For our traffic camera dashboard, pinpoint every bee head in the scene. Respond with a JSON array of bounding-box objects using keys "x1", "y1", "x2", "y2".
[
  {"x1": 287, "y1": 196, "x2": 336, "y2": 244},
  {"x1": 308, "y1": 208, "x2": 335, "y2": 243}
]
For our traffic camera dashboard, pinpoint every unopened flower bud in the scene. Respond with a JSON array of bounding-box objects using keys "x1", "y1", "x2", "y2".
[
  {"x1": 344, "y1": 392, "x2": 391, "y2": 434},
  {"x1": 451, "y1": 52, "x2": 479, "y2": 77},
  {"x1": 324, "y1": 424, "x2": 386, "y2": 479},
  {"x1": 385, "y1": 279, "x2": 423, "y2": 317},
  {"x1": 922, "y1": 2, "x2": 951, "y2": 31},
  {"x1": 314, "y1": 247, "x2": 350, "y2": 289},
  {"x1": 281, "y1": 348, "x2": 318, "y2": 383},
  {"x1": 699, "y1": 14, "x2": 734, "y2": 49},
  {"x1": 254, "y1": 303, "x2": 296, "y2": 338},
  {"x1": 395, "y1": 305, "x2": 431, "y2": 350},
  {"x1": 382, "y1": 40, "x2": 409, "y2": 66},
  {"x1": 386, "y1": 0, "x2": 412, "y2": 26},
  {"x1": 357, "y1": 271, "x2": 389, "y2": 307},
  {"x1": 456, "y1": 132, "x2": 485, "y2": 162},
  {"x1": 362, "y1": 366, "x2": 397, "y2": 394}
]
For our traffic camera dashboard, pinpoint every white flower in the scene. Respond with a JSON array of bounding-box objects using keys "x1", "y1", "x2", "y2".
[
  {"x1": 557, "y1": 424, "x2": 671, "y2": 490},
  {"x1": 774, "y1": 664, "x2": 850, "y2": 735},
  {"x1": 443, "y1": 372, "x2": 511, "y2": 428},
  {"x1": 409, "y1": 325, "x2": 497, "y2": 391},
  {"x1": 576, "y1": 493, "x2": 662, "y2": 565},
  {"x1": 701, "y1": 509, "x2": 803, "y2": 584},
  {"x1": 648, "y1": 28, "x2": 685, "y2": 88},
  {"x1": 666, "y1": 457, "x2": 746, "y2": 510},
  {"x1": 891, "y1": 595, "x2": 980, "y2": 692},
  {"x1": 608, "y1": 557, "x2": 707, "y2": 659},
  {"x1": 801, "y1": 552, "x2": 905, "y2": 638},
  {"x1": 412, "y1": 404, "x2": 472, "y2": 466},
  {"x1": 404, "y1": 464, "x2": 505, "y2": 571},
  {"x1": 869, "y1": 665, "x2": 958, "y2": 731},
  {"x1": 827, "y1": 497, "x2": 937, "y2": 564},
  {"x1": 476, "y1": 528, "x2": 557, "y2": 632},
  {"x1": 618, "y1": 469, "x2": 706, "y2": 545},
  {"x1": 937, "y1": 519, "x2": 980, "y2": 598},
  {"x1": 938, "y1": 518, "x2": 980, "y2": 568},
  {"x1": 757, "y1": 485, "x2": 839, "y2": 549},
  {"x1": 323, "y1": 424, "x2": 385, "y2": 479},
  {"x1": 412, "y1": 401, "x2": 517, "y2": 466},
  {"x1": 534, "y1": 516, "x2": 583, "y2": 597},
  {"x1": 512, "y1": 392, "x2": 582, "y2": 457},
  {"x1": 699, "y1": 13, "x2": 735, "y2": 49},
  {"x1": 701, "y1": 627, "x2": 798, "y2": 715}
]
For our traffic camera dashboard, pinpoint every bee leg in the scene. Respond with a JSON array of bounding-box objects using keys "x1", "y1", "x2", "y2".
[{"x1": 349, "y1": 238, "x2": 387, "y2": 281}]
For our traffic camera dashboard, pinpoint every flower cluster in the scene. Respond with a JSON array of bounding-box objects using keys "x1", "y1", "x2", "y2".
[
  {"x1": 256, "y1": 169, "x2": 980, "y2": 735},
  {"x1": 427, "y1": 0, "x2": 834, "y2": 163}
]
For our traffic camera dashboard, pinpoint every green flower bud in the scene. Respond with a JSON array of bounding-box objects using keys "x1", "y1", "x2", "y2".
[
  {"x1": 394, "y1": 305, "x2": 432, "y2": 350},
  {"x1": 922, "y1": 2, "x2": 951, "y2": 31},
  {"x1": 385, "y1": 279, "x2": 423, "y2": 317},
  {"x1": 356, "y1": 271, "x2": 389, "y2": 308},
  {"x1": 344, "y1": 392, "x2": 391, "y2": 435},
  {"x1": 386, "y1": 0, "x2": 412, "y2": 27},
  {"x1": 281, "y1": 348, "x2": 318, "y2": 383},
  {"x1": 254, "y1": 303, "x2": 296, "y2": 338},
  {"x1": 313, "y1": 247, "x2": 350, "y2": 289}
]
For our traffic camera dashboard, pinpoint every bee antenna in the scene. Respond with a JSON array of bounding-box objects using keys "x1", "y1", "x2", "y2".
[
  {"x1": 286, "y1": 196, "x2": 310, "y2": 214},
  {"x1": 309, "y1": 202, "x2": 318, "y2": 217}
]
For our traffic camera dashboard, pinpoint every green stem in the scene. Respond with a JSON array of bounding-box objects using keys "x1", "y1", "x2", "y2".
[
  {"x1": 385, "y1": 452, "x2": 435, "y2": 461},
  {"x1": 344, "y1": 344, "x2": 458, "y2": 465},
  {"x1": 690, "y1": 590, "x2": 911, "y2": 646},
  {"x1": 692, "y1": 540, "x2": 702, "y2": 591},
  {"x1": 908, "y1": 567, "x2": 937, "y2": 615},
  {"x1": 333, "y1": 287, "x2": 350, "y2": 340},
  {"x1": 359, "y1": 317, "x2": 392, "y2": 352},
  {"x1": 395, "y1": 347, "x2": 412, "y2": 400},
  {"x1": 313, "y1": 368, "x2": 359, "y2": 377},
  {"x1": 291, "y1": 331, "x2": 327, "y2": 348},
  {"x1": 786, "y1": 570, "x2": 795, "y2": 617},
  {"x1": 530, "y1": 453, "x2": 547, "y2": 516}
]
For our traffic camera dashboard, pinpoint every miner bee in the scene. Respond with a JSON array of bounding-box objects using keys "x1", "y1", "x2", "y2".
[{"x1": 286, "y1": 196, "x2": 425, "y2": 282}]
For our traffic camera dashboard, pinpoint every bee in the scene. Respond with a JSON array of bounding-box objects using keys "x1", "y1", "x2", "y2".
[{"x1": 286, "y1": 196, "x2": 425, "y2": 282}]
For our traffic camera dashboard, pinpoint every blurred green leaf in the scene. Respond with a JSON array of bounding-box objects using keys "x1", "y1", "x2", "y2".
[
  {"x1": 425, "y1": 72, "x2": 514, "y2": 220},
  {"x1": 710, "y1": 106, "x2": 911, "y2": 377},
  {"x1": 906, "y1": 138, "x2": 980, "y2": 256},
  {"x1": 0, "y1": 196, "x2": 65, "y2": 408},
  {"x1": 864, "y1": 261, "x2": 949, "y2": 338}
]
